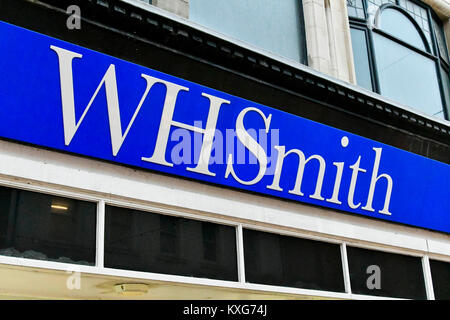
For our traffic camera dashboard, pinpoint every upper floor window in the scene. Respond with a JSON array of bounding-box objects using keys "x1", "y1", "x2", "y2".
[
  {"x1": 189, "y1": 0, "x2": 307, "y2": 64},
  {"x1": 347, "y1": 0, "x2": 450, "y2": 119}
]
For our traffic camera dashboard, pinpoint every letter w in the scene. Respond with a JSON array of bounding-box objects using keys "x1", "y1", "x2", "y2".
[{"x1": 51, "y1": 45, "x2": 153, "y2": 156}]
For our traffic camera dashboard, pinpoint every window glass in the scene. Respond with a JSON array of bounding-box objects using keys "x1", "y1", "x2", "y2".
[
  {"x1": 347, "y1": 246, "x2": 427, "y2": 299},
  {"x1": 440, "y1": 67, "x2": 450, "y2": 118},
  {"x1": 379, "y1": 8, "x2": 426, "y2": 51},
  {"x1": 0, "y1": 186, "x2": 97, "y2": 265},
  {"x1": 347, "y1": 0, "x2": 365, "y2": 19},
  {"x1": 430, "y1": 259, "x2": 450, "y2": 300},
  {"x1": 373, "y1": 33, "x2": 444, "y2": 117},
  {"x1": 398, "y1": 0, "x2": 432, "y2": 48},
  {"x1": 189, "y1": 0, "x2": 306, "y2": 63},
  {"x1": 350, "y1": 28, "x2": 373, "y2": 90},
  {"x1": 368, "y1": 0, "x2": 395, "y2": 9},
  {"x1": 104, "y1": 205, "x2": 238, "y2": 281},
  {"x1": 433, "y1": 18, "x2": 450, "y2": 63},
  {"x1": 366, "y1": 0, "x2": 395, "y2": 16},
  {"x1": 243, "y1": 229, "x2": 345, "y2": 292}
]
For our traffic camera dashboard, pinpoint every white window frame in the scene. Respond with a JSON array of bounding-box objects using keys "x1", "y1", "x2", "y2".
[{"x1": 0, "y1": 174, "x2": 448, "y2": 300}]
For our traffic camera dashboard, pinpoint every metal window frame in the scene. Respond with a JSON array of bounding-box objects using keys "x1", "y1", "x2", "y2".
[{"x1": 348, "y1": 0, "x2": 450, "y2": 120}]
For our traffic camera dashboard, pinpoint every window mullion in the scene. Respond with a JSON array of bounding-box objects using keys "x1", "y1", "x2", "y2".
[
  {"x1": 96, "y1": 199, "x2": 105, "y2": 268},
  {"x1": 341, "y1": 243, "x2": 352, "y2": 294},
  {"x1": 422, "y1": 255, "x2": 435, "y2": 300},
  {"x1": 236, "y1": 224, "x2": 246, "y2": 283}
]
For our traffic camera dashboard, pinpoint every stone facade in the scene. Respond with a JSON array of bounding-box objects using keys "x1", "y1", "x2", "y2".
[
  {"x1": 149, "y1": 0, "x2": 450, "y2": 86},
  {"x1": 151, "y1": 0, "x2": 189, "y2": 19}
]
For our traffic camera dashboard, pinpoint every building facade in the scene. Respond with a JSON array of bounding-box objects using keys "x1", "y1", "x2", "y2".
[{"x1": 0, "y1": 0, "x2": 449, "y2": 299}]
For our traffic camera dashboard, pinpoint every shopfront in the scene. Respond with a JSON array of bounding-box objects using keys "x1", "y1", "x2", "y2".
[{"x1": 0, "y1": 0, "x2": 448, "y2": 300}]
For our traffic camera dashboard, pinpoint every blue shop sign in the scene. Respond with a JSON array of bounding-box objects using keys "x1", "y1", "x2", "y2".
[{"x1": 0, "y1": 21, "x2": 449, "y2": 233}]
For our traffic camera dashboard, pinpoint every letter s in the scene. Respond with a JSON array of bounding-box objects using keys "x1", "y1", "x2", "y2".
[{"x1": 225, "y1": 107, "x2": 272, "y2": 185}]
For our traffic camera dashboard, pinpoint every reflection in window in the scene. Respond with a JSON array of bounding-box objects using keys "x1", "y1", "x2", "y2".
[
  {"x1": 104, "y1": 206, "x2": 238, "y2": 281},
  {"x1": 0, "y1": 186, "x2": 97, "y2": 265},
  {"x1": 243, "y1": 229, "x2": 345, "y2": 292},
  {"x1": 189, "y1": 0, "x2": 306, "y2": 63},
  {"x1": 373, "y1": 33, "x2": 443, "y2": 117}
]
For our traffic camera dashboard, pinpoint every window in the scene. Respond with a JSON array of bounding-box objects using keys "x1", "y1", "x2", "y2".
[
  {"x1": 347, "y1": 246, "x2": 427, "y2": 299},
  {"x1": 189, "y1": 0, "x2": 307, "y2": 64},
  {"x1": 243, "y1": 229, "x2": 345, "y2": 292},
  {"x1": 0, "y1": 186, "x2": 97, "y2": 265},
  {"x1": 350, "y1": 27, "x2": 374, "y2": 90},
  {"x1": 430, "y1": 259, "x2": 450, "y2": 300},
  {"x1": 347, "y1": 0, "x2": 450, "y2": 119},
  {"x1": 104, "y1": 205, "x2": 238, "y2": 281},
  {"x1": 0, "y1": 182, "x2": 446, "y2": 299}
]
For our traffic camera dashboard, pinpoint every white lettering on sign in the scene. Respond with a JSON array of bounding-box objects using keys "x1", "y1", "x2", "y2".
[{"x1": 51, "y1": 45, "x2": 393, "y2": 216}]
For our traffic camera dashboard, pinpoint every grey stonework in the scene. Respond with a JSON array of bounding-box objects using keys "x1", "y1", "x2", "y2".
[{"x1": 152, "y1": 0, "x2": 189, "y2": 18}]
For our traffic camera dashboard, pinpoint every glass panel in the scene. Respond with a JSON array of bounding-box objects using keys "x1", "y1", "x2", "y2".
[
  {"x1": 243, "y1": 229, "x2": 345, "y2": 292},
  {"x1": 433, "y1": 18, "x2": 449, "y2": 63},
  {"x1": 379, "y1": 8, "x2": 426, "y2": 51},
  {"x1": 347, "y1": 246, "x2": 427, "y2": 299},
  {"x1": 440, "y1": 66, "x2": 450, "y2": 119},
  {"x1": 398, "y1": 0, "x2": 432, "y2": 50},
  {"x1": 347, "y1": 0, "x2": 365, "y2": 19},
  {"x1": 350, "y1": 28, "x2": 373, "y2": 90},
  {"x1": 367, "y1": 0, "x2": 395, "y2": 13},
  {"x1": 189, "y1": 0, "x2": 306, "y2": 63},
  {"x1": 104, "y1": 205, "x2": 238, "y2": 281},
  {"x1": 0, "y1": 186, "x2": 97, "y2": 265},
  {"x1": 373, "y1": 33, "x2": 444, "y2": 117},
  {"x1": 430, "y1": 260, "x2": 450, "y2": 300}
]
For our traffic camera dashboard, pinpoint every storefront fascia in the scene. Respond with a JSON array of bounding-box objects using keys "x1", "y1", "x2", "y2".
[{"x1": 0, "y1": 0, "x2": 448, "y2": 300}]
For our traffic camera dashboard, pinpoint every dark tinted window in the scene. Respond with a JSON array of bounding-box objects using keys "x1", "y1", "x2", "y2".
[
  {"x1": 243, "y1": 229, "x2": 345, "y2": 292},
  {"x1": 0, "y1": 186, "x2": 96, "y2": 265},
  {"x1": 430, "y1": 259, "x2": 450, "y2": 300},
  {"x1": 104, "y1": 205, "x2": 238, "y2": 281},
  {"x1": 347, "y1": 246, "x2": 426, "y2": 299}
]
